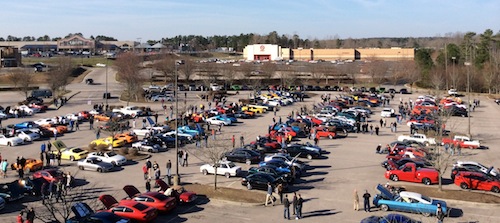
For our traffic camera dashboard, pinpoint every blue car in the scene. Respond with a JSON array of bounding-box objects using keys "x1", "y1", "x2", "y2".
[
  {"x1": 273, "y1": 123, "x2": 300, "y2": 133},
  {"x1": 360, "y1": 214, "x2": 421, "y2": 223},
  {"x1": 373, "y1": 184, "x2": 448, "y2": 217},
  {"x1": 14, "y1": 121, "x2": 38, "y2": 129},
  {"x1": 217, "y1": 114, "x2": 237, "y2": 123},
  {"x1": 177, "y1": 126, "x2": 200, "y2": 136},
  {"x1": 258, "y1": 160, "x2": 291, "y2": 174}
]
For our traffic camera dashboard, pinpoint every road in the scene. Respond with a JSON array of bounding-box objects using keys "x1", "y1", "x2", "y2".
[{"x1": 0, "y1": 71, "x2": 499, "y2": 222}]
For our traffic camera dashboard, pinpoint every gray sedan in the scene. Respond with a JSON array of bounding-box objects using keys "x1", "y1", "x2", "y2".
[{"x1": 77, "y1": 157, "x2": 114, "y2": 173}]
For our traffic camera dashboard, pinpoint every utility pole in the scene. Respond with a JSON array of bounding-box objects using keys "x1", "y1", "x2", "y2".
[
  {"x1": 465, "y1": 44, "x2": 472, "y2": 137},
  {"x1": 174, "y1": 59, "x2": 184, "y2": 186}
]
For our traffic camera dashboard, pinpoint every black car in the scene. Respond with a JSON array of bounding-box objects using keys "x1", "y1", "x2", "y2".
[
  {"x1": 283, "y1": 145, "x2": 321, "y2": 160},
  {"x1": 381, "y1": 158, "x2": 432, "y2": 170},
  {"x1": 399, "y1": 88, "x2": 410, "y2": 94},
  {"x1": 68, "y1": 202, "x2": 131, "y2": 223},
  {"x1": 229, "y1": 111, "x2": 252, "y2": 119},
  {"x1": 445, "y1": 106, "x2": 468, "y2": 117},
  {"x1": 224, "y1": 149, "x2": 262, "y2": 164},
  {"x1": 248, "y1": 166, "x2": 293, "y2": 183},
  {"x1": 241, "y1": 173, "x2": 287, "y2": 191}
]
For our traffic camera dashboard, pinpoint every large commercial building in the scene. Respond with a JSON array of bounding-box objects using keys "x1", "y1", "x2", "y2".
[
  {"x1": 244, "y1": 44, "x2": 414, "y2": 61},
  {"x1": 0, "y1": 46, "x2": 21, "y2": 67}
]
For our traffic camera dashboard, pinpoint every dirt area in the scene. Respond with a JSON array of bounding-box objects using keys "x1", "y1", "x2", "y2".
[
  {"x1": 403, "y1": 185, "x2": 500, "y2": 203},
  {"x1": 184, "y1": 183, "x2": 264, "y2": 204}
]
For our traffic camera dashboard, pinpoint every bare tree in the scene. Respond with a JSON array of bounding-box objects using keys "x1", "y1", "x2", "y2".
[
  {"x1": 220, "y1": 66, "x2": 237, "y2": 88},
  {"x1": 114, "y1": 52, "x2": 144, "y2": 104},
  {"x1": 153, "y1": 54, "x2": 176, "y2": 83},
  {"x1": 7, "y1": 69, "x2": 34, "y2": 98},
  {"x1": 260, "y1": 62, "x2": 277, "y2": 85},
  {"x1": 47, "y1": 57, "x2": 73, "y2": 98},
  {"x1": 179, "y1": 57, "x2": 197, "y2": 83},
  {"x1": 309, "y1": 64, "x2": 326, "y2": 85},
  {"x1": 188, "y1": 134, "x2": 233, "y2": 190},
  {"x1": 365, "y1": 60, "x2": 388, "y2": 86},
  {"x1": 430, "y1": 67, "x2": 445, "y2": 94}
]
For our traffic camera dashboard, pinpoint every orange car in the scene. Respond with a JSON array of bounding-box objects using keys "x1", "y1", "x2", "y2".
[
  {"x1": 41, "y1": 124, "x2": 68, "y2": 134},
  {"x1": 10, "y1": 158, "x2": 43, "y2": 172},
  {"x1": 114, "y1": 132, "x2": 139, "y2": 143},
  {"x1": 243, "y1": 110, "x2": 256, "y2": 117},
  {"x1": 94, "y1": 114, "x2": 111, "y2": 122}
]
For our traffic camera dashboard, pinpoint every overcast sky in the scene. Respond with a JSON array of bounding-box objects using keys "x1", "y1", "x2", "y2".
[{"x1": 1, "y1": 0, "x2": 498, "y2": 41}]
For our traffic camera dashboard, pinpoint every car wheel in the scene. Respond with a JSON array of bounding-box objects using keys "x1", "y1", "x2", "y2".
[
  {"x1": 422, "y1": 212, "x2": 431, "y2": 217},
  {"x1": 70, "y1": 156, "x2": 75, "y2": 161},
  {"x1": 245, "y1": 159, "x2": 251, "y2": 165},
  {"x1": 380, "y1": 204, "x2": 389, "y2": 212},
  {"x1": 79, "y1": 166, "x2": 84, "y2": 170},
  {"x1": 492, "y1": 186, "x2": 500, "y2": 193},
  {"x1": 111, "y1": 161, "x2": 117, "y2": 167},
  {"x1": 247, "y1": 183, "x2": 252, "y2": 190},
  {"x1": 422, "y1": 178, "x2": 431, "y2": 185},
  {"x1": 202, "y1": 169, "x2": 208, "y2": 175},
  {"x1": 7, "y1": 142, "x2": 12, "y2": 147},
  {"x1": 306, "y1": 154, "x2": 313, "y2": 160},
  {"x1": 225, "y1": 172, "x2": 231, "y2": 178},
  {"x1": 148, "y1": 149, "x2": 153, "y2": 153},
  {"x1": 328, "y1": 135, "x2": 333, "y2": 139},
  {"x1": 390, "y1": 174, "x2": 399, "y2": 182},
  {"x1": 425, "y1": 142, "x2": 430, "y2": 147},
  {"x1": 97, "y1": 168, "x2": 103, "y2": 173},
  {"x1": 460, "y1": 182, "x2": 469, "y2": 189}
]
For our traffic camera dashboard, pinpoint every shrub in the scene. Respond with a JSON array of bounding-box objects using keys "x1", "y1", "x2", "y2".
[
  {"x1": 96, "y1": 144, "x2": 109, "y2": 151},
  {"x1": 120, "y1": 147, "x2": 129, "y2": 155},
  {"x1": 129, "y1": 148, "x2": 139, "y2": 156},
  {"x1": 88, "y1": 143, "x2": 97, "y2": 151}
]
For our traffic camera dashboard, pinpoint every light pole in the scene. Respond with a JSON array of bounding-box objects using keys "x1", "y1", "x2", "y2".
[
  {"x1": 105, "y1": 58, "x2": 108, "y2": 107},
  {"x1": 451, "y1": 57, "x2": 456, "y2": 88},
  {"x1": 465, "y1": 60, "x2": 471, "y2": 137},
  {"x1": 174, "y1": 59, "x2": 184, "y2": 185}
]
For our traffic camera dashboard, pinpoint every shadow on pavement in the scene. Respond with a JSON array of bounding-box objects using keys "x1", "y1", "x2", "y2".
[
  {"x1": 303, "y1": 209, "x2": 341, "y2": 218},
  {"x1": 448, "y1": 207, "x2": 464, "y2": 218}
]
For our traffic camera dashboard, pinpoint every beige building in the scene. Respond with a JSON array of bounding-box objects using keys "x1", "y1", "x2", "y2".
[
  {"x1": 245, "y1": 44, "x2": 414, "y2": 61},
  {"x1": 0, "y1": 46, "x2": 21, "y2": 67}
]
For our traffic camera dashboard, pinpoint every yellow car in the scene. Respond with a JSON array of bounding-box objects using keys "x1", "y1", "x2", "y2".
[
  {"x1": 90, "y1": 137, "x2": 126, "y2": 149},
  {"x1": 241, "y1": 106, "x2": 265, "y2": 114},
  {"x1": 51, "y1": 140, "x2": 89, "y2": 161}
]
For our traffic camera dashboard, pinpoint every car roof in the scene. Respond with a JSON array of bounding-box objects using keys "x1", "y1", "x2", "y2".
[{"x1": 399, "y1": 191, "x2": 425, "y2": 200}]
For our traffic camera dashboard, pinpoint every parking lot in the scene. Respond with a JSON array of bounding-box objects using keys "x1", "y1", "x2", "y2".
[{"x1": 0, "y1": 67, "x2": 499, "y2": 223}]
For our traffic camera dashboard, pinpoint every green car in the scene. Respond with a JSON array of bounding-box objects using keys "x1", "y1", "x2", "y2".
[{"x1": 230, "y1": 85, "x2": 242, "y2": 90}]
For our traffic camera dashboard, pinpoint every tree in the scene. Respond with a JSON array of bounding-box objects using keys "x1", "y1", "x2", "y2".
[
  {"x1": 365, "y1": 60, "x2": 388, "y2": 86},
  {"x1": 260, "y1": 62, "x2": 277, "y2": 85},
  {"x1": 114, "y1": 52, "x2": 144, "y2": 104},
  {"x1": 178, "y1": 58, "x2": 197, "y2": 83},
  {"x1": 430, "y1": 67, "x2": 445, "y2": 93},
  {"x1": 308, "y1": 64, "x2": 326, "y2": 86},
  {"x1": 7, "y1": 69, "x2": 34, "y2": 98},
  {"x1": 188, "y1": 134, "x2": 233, "y2": 190},
  {"x1": 47, "y1": 57, "x2": 73, "y2": 98},
  {"x1": 153, "y1": 54, "x2": 177, "y2": 84},
  {"x1": 220, "y1": 66, "x2": 237, "y2": 88}
]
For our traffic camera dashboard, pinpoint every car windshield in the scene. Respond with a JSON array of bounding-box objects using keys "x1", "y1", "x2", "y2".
[
  {"x1": 152, "y1": 193, "x2": 169, "y2": 201},
  {"x1": 421, "y1": 195, "x2": 432, "y2": 203},
  {"x1": 106, "y1": 152, "x2": 117, "y2": 157},
  {"x1": 73, "y1": 148, "x2": 84, "y2": 153},
  {"x1": 133, "y1": 203, "x2": 149, "y2": 211}
]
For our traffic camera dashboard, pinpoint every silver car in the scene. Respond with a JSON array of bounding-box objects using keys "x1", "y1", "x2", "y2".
[{"x1": 77, "y1": 157, "x2": 114, "y2": 173}]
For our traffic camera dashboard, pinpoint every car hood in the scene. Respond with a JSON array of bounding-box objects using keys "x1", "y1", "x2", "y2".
[{"x1": 376, "y1": 184, "x2": 395, "y2": 200}]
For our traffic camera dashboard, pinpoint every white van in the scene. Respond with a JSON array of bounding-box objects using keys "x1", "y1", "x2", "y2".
[{"x1": 210, "y1": 83, "x2": 222, "y2": 91}]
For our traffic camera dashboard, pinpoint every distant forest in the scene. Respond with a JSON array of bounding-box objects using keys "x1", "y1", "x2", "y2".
[{"x1": 1, "y1": 30, "x2": 498, "y2": 52}]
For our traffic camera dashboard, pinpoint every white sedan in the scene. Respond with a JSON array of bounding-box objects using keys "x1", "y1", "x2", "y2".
[
  {"x1": 16, "y1": 130, "x2": 40, "y2": 142},
  {"x1": 164, "y1": 131, "x2": 193, "y2": 140},
  {"x1": 87, "y1": 151, "x2": 127, "y2": 166},
  {"x1": 0, "y1": 135, "x2": 23, "y2": 147},
  {"x1": 205, "y1": 117, "x2": 231, "y2": 126},
  {"x1": 12, "y1": 105, "x2": 39, "y2": 115},
  {"x1": 200, "y1": 161, "x2": 242, "y2": 178},
  {"x1": 34, "y1": 118, "x2": 56, "y2": 126},
  {"x1": 65, "y1": 113, "x2": 83, "y2": 122}
]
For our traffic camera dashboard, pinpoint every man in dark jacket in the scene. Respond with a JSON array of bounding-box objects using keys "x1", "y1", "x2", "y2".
[
  {"x1": 363, "y1": 190, "x2": 371, "y2": 212},
  {"x1": 283, "y1": 194, "x2": 290, "y2": 220}
]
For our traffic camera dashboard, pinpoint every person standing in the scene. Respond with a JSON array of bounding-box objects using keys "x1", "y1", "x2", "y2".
[
  {"x1": 353, "y1": 189, "x2": 360, "y2": 211},
  {"x1": 265, "y1": 182, "x2": 275, "y2": 206},
  {"x1": 231, "y1": 135, "x2": 235, "y2": 148},
  {"x1": 240, "y1": 135, "x2": 244, "y2": 147},
  {"x1": 47, "y1": 141, "x2": 52, "y2": 152},
  {"x1": 66, "y1": 172, "x2": 73, "y2": 191},
  {"x1": 436, "y1": 203, "x2": 445, "y2": 223},
  {"x1": 166, "y1": 160, "x2": 171, "y2": 178},
  {"x1": 17, "y1": 213, "x2": 23, "y2": 223},
  {"x1": 75, "y1": 120, "x2": 80, "y2": 131},
  {"x1": 363, "y1": 190, "x2": 371, "y2": 212},
  {"x1": 283, "y1": 194, "x2": 291, "y2": 220},
  {"x1": 26, "y1": 207, "x2": 35, "y2": 223},
  {"x1": 40, "y1": 143, "x2": 46, "y2": 153},
  {"x1": 145, "y1": 178, "x2": 151, "y2": 192},
  {"x1": 296, "y1": 194, "x2": 303, "y2": 219},
  {"x1": 292, "y1": 192, "x2": 298, "y2": 216},
  {"x1": 154, "y1": 113, "x2": 159, "y2": 124},
  {"x1": 375, "y1": 126, "x2": 380, "y2": 136},
  {"x1": 145, "y1": 159, "x2": 152, "y2": 178},
  {"x1": 1, "y1": 159, "x2": 8, "y2": 178},
  {"x1": 277, "y1": 183, "x2": 284, "y2": 204},
  {"x1": 178, "y1": 151, "x2": 183, "y2": 166},
  {"x1": 96, "y1": 128, "x2": 100, "y2": 139},
  {"x1": 53, "y1": 129, "x2": 58, "y2": 140},
  {"x1": 89, "y1": 116, "x2": 94, "y2": 130},
  {"x1": 142, "y1": 163, "x2": 149, "y2": 180},
  {"x1": 314, "y1": 135, "x2": 319, "y2": 146},
  {"x1": 183, "y1": 151, "x2": 189, "y2": 167},
  {"x1": 56, "y1": 150, "x2": 62, "y2": 166}
]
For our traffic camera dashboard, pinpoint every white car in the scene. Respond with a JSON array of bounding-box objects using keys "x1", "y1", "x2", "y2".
[
  {"x1": 87, "y1": 151, "x2": 127, "y2": 166},
  {"x1": 16, "y1": 130, "x2": 40, "y2": 142},
  {"x1": 264, "y1": 152, "x2": 306, "y2": 170},
  {"x1": 132, "y1": 126, "x2": 171, "y2": 137},
  {"x1": 454, "y1": 161, "x2": 498, "y2": 176},
  {"x1": 0, "y1": 111, "x2": 7, "y2": 120},
  {"x1": 200, "y1": 161, "x2": 242, "y2": 178},
  {"x1": 0, "y1": 135, "x2": 23, "y2": 146},
  {"x1": 380, "y1": 108, "x2": 395, "y2": 118},
  {"x1": 12, "y1": 105, "x2": 39, "y2": 115},
  {"x1": 65, "y1": 113, "x2": 83, "y2": 122},
  {"x1": 131, "y1": 141, "x2": 160, "y2": 153},
  {"x1": 448, "y1": 89, "x2": 458, "y2": 95},
  {"x1": 34, "y1": 118, "x2": 56, "y2": 126},
  {"x1": 205, "y1": 117, "x2": 231, "y2": 126}
]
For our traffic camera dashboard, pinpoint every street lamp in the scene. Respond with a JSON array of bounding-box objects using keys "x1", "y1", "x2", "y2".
[
  {"x1": 174, "y1": 59, "x2": 184, "y2": 185},
  {"x1": 451, "y1": 57, "x2": 456, "y2": 88},
  {"x1": 464, "y1": 61, "x2": 471, "y2": 137}
]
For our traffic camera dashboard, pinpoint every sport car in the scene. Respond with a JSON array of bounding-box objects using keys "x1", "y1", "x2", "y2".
[
  {"x1": 114, "y1": 132, "x2": 139, "y2": 143},
  {"x1": 10, "y1": 158, "x2": 43, "y2": 172},
  {"x1": 156, "y1": 179, "x2": 197, "y2": 203},
  {"x1": 87, "y1": 151, "x2": 127, "y2": 166},
  {"x1": 99, "y1": 194, "x2": 158, "y2": 222},
  {"x1": 51, "y1": 140, "x2": 89, "y2": 161},
  {"x1": 123, "y1": 185, "x2": 177, "y2": 212},
  {"x1": 90, "y1": 137, "x2": 126, "y2": 149}
]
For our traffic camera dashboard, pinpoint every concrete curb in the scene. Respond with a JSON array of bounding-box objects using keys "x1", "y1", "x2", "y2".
[
  {"x1": 443, "y1": 198, "x2": 500, "y2": 208},
  {"x1": 209, "y1": 197, "x2": 264, "y2": 207}
]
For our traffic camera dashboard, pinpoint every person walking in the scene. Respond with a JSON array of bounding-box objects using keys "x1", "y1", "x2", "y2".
[
  {"x1": 363, "y1": 190, "x2": 371, "y2": 212},
  {"x1": 354, "y1": 189, "x2": 360, "y2": 211},
  {"x1": 283, "y1": 194, "x2": 291, "y2": 220},
  {"x1": 240, "y1": 135, "x2": 244, "y2": 147},
  {"x1": 166, "y1": 160, "x2": 171, "y2": 178},
  {"x1": 292, "y1": 192, "x2": 298, "y2": 216},
  {"x1": 231, "y1": 135, "x2": 235, "y2": 148},
  {"x1": 75, "y1": 120, "x2": 80, "y2": 131},
  {"x1": 1, "y1": 159, "x2": 8, "y2": 178},
  {"x1": 265, "y1": 182, "x2": 275, "y2": 206},
  {"x1": 89, "y1": 116, "x2": 94, "y2": 130},
  {"x1": 277, "y1": 183, "x2": 284, "y2": 204},
  {"x1": 375, "y1": 126, "x2": 380, "y2": 136},
  {"x1": 296, "y1": 194, "x2": 303, "y2": 219},
  {"x1": 96, "y1": 128, "x2": 100, "y2": 139},
  {"x1": 436, "y1": 203, "x2": 445, "y2": 223},
  {"x1": 183, "y1": 151, "x2": 189, "y2": 167}
]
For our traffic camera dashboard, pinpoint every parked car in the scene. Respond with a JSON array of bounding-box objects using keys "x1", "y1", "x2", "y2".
[
  {"x1": 77, "y1": 157, "x2": 114, "y2": 173},
  {"x1": 32, "y1": 169, "x2": 64, "y2": 183},
  {"x1": 87, "y1": 151, "x2": 127, "y2": 166},
  {"x1": 224, "y1": 149, "x2": 262, "y2": 164},
  {"x1": 0, "y1": 135, "x2": 24, "y2": 146},
  {"x1": 385, "y1": 163, "x2": 439, "y2": 185},
  {"x1": 10, "y1": 158, "x2": 43, "y2": 172},
  {"x1": 360, "y1": 213, "x2": 421, "y2": 223},
  {"x1": 68, "y1": 202, "x2": 132, "y2": 223},
  {"x1": 123, "y1": 185, "x2": 177, "y2": 213},
  {"x1": 454, "y1": 171, "x2": 500, "y2": 193},
  {"x1": 98, "y1": 194, "x2": 158, "y2": 222},
  {"x1": 132, "y1": 141, "x2": 161, "y2": 153},
  {"x1": 241, "y1": 173, "x2": 287, "y2": 191},
  {"x1": 282, "y1": 144, "x2": 321, "y2": 160},
  {"x1": 372, "y1": 184, "x2": 447, "y2": 217},
  {"x1": 200, "y1": 161, "x2": 242, "y2": 178},
  {"x1": 51, "y1": 141, "x2": 89, "y2": 161},
  {"x1": 453, "y1": 161, "x2": 498, "y2": 177},
  {"x1": 16, "y1": 129, "x2": 41, "y2": 142}
]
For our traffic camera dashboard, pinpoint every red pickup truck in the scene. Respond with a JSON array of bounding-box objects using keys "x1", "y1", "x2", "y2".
[
  {"x1": 442, "y1": 135, "x2": 481, "y2": 149},
  {"x1": 385, "y1": 163, "x2": 439, "y2": 185}
]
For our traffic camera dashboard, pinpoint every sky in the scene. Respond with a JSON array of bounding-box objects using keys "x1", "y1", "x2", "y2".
[{"x1": 0, "y1": 0, "x2": 498, "y2": 41}]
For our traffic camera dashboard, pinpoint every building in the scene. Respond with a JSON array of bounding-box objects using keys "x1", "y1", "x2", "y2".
[
  {"x1": 0, "y1": 46, "x2": 21, "y2": 67},
  {"x1": 244, "y1": 44, "x2": 414, "y2": 61}
]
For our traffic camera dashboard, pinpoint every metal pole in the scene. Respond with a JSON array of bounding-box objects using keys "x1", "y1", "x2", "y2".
[
  {"x1": 467, "y1": 65, "x2": 471, "y2": 137},
  {"x1": 175, "y1": 62, "x2": 179, "y2": 177},
  {"x1": 105, "y1": 59, "x2": 108, "y2": 107}
]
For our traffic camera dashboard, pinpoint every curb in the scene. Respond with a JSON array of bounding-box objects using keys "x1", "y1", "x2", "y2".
[
  {"x1": 443, "y1": 198, "x2": 500, "y2": 208},
  {"x1": 209, "y1": 198, "x2": 264, "y2": 207}
]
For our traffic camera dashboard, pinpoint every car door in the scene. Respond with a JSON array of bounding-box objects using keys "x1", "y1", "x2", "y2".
[
  {"x1": 475, "y1": 175, "x2": 489, "y2": 191},
  {"x1": 214, "y1": 163, "x2": 223, "y2": 175},
  {"x1": 399, "y1": 165, "x2": 414, "y2": 182},
  {"x1": 86, "y1": 159, "x2": 96, "y2": 171}
]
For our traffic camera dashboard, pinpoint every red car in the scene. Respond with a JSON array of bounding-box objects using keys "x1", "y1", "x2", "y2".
[
  {"x1": 385, "y1": 163, "x2": 439, "y2": 185},
  {"x1": 99, "y1": 194, "x2": 158, "y2": 223},
  {"x1": 32, "y1": 169, "x2": 64, "y2": 183},
  {"x1": 312, "y1": 127, "x2": 336, "y2": 139},
  {"x1": 156, "y1": 179, "x2": 197, "y2": 203},
  {"x1": 123, "y1": 185, "x2": 177, "y2": 212},
  {"x1": 78, "y1": 111, "x2": 92, "y2": 120},
  {"x1": 29, "y1": 103, "x2": 48, "y2": 112},
  {"x1": 454, "y1": 171, "x2": 500, "y2": 193}
]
